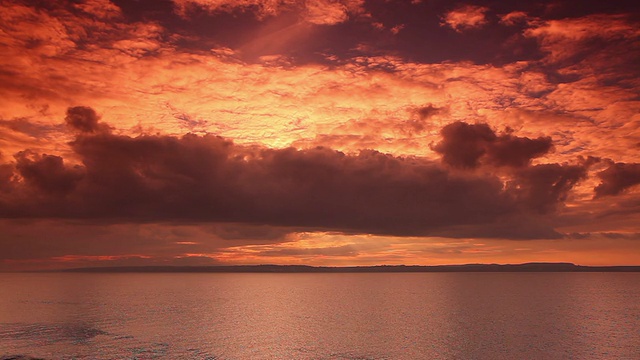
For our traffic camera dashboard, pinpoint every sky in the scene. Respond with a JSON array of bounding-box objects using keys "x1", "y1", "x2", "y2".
[{"x1": 1, "y1": 0, "x2": 639, "y2": 270}]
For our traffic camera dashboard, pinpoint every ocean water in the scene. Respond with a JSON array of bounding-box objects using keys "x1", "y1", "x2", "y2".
[{"x1": 1, "y1": 272, "x2": 639, "y2": 359}]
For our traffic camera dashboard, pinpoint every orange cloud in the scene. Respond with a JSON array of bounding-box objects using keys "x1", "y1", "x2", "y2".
[
  {"x1": 441, "y1": 5, "x2": 489, "y2": 32},
  {"x1": 2, "y1": 1, "x2": 637, "y2": 168},
  {"x1": 524, "y1": 14, "x2": 640, "y2": 63},
  {"x1": 500, "y1": 11, "x2": 528, "y2": 26}
]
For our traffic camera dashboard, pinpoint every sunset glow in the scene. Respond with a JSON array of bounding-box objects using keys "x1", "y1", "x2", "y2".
[{"x1": 1, "y1": 0, "x2": 639, "y2": 270}]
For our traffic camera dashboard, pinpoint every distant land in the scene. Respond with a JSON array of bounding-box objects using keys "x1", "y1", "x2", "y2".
[{"x1": 57, "y1": 263, "x2": 640, "y2": 273}]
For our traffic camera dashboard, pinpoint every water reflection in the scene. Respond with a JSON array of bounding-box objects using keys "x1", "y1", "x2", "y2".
[{"x1": 1, "y1": 273, "x2": 639, "y2": 359}]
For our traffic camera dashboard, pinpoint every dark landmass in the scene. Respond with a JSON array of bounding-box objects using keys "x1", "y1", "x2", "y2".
[{"x1": 57, "y1": 263, "x2": 640, "y2": 273}]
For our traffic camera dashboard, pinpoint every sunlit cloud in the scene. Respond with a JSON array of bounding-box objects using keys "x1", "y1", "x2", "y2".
[
  {"x1": 441, "y1": 5, "x2": 489, "y2": 32},
  {"x1": 499, "y1": 11, "x2": 528, "y2": 26}
]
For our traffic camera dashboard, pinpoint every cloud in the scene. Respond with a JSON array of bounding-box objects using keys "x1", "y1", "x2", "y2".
[
  {"x1": 1, "y1": 1, "x2": 639, "y2": 269},
  {"x1": 0, "y1": 163, "x2": 15, "y2": 192},
  {"x1": 0, "y1": 219, "x2": 295, "y2": 269},
  {"x1": 73, "y1": 0, "x2": 122, "y2": 19},
  {"x1": 486, "y1": 133, "x2": 553, "y2": 168},
  {"x1": 415, "y1": 104, "x2": 440, "y2": 120},
  {"x1": 432, "y1": 122, "x2": 496, "y2": 168},
  {"x1": 304, "y1": 0, "x2": 349, "y2": 25},
  {"x1": 255, "y1": 244, "x2": 358, "y2": 257},
  {"x1": 2, "y1": 0, "x2": 636, "y2": 168},
  {"x1": 441, "y1": 5, "x2": 489, "y2": 32},
  {"x1": 500, "y1": 11, "x2": 528, "y2": 26},
  {"x1": 594, "y1": 162, "x2": 640, "y2": 197},
  {"x1": 172, "y1": 0, "x2": 288, "y2": 18},
  {"x1": 432, "y1": 121, "x2": 553, "y2": 169},
  {"x1": 0, "y1": 118, "x2": 62, "y2": 138},
  {"x1": 509, "y1": 163, "x2": 587, "y2": 214},
  {"x1": 172, "y1": 0, "x2": 365, "y2": 24},
  {"x1": 524, "y1": 14, "x2": 640, "y2": 63},
  {"x1": 65, "y1": 106, "x2": 108, "y2": 134},
  {"x1": 14, "y1": 151, "x2": 84, "y2": 196},
  {"x1": 211, "y1": 223, "x2": 293, "y2": 240},
  {"x1": 565, "y1": 232, "x2": 640, "y2": 240},
  {"x1": 0, "y1": 109, "x2": 586, "y2": 239}
]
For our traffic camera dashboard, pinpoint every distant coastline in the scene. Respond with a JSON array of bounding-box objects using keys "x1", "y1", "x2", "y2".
[{"x1": 52, "y1": 263, "x2": 640, "y2": 273}]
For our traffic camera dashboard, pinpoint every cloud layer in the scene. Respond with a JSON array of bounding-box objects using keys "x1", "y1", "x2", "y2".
[{"x1": 2, "y1": 110, "x2": 588, "y2": 239}]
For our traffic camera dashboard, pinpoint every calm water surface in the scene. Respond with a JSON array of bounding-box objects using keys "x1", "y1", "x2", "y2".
[{"x1": 1, "y1": 273, "x2": 639, "y2": 359}]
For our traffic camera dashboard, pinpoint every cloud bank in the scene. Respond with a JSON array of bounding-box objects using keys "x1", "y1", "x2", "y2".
[{"x1": 0, "y1": 108, "x2": 598, "y2": 240}]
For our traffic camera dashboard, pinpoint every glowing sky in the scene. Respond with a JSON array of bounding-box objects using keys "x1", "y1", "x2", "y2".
[{"x1": 1, "y1": 0, "x2": 639, "y2": 270}]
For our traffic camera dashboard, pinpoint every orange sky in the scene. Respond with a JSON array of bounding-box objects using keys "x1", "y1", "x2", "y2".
[{"x1": 1, "y1": 0, "x2": 639, "y2": 270}]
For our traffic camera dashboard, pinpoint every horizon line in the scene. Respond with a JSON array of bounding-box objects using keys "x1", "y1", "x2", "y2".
[{"x1": 10, "y1": 262, "x2": 640, "y2": 273}]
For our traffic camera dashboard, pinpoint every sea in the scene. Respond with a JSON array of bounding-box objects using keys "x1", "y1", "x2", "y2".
[{"x1": 1, "y1": 272, "x2": 639, "y2": 359}]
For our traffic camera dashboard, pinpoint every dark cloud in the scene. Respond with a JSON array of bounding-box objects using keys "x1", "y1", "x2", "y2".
[
  {"x1": 430, "y1": 214, "x2": 565, "y2": 239},
  {"x1": 65, "y1": 106, "x2": 108, "y2": 133},
  {"x1": 565, "y1": 232, "x2": 640, "y2": 239},
  {"x1": 403, "y1": 104, "x2": 443, "y2": 135},
  {"x1": 486, "y1": 133, "x2": 553, "y2": 167},
  {"x1": 509, "y1": 163, "x2": 587, "y2": 213},
  {"x1": 0, "y1": 163, "x2": 15, "y2": 192},
  {"x1": 0, "y1": 108, "x2": 590, "y2": 239},
  {"x1": 432, "y1": 122, "x2": 496, "y2": 168},
  {"x1": 594, "y1": 162, "x2": 640, "y2": 197},
  {"x1": 14, "y1": 151, "x2": 84, "y2": 195},
  {"x1": 432, "y1": 121, "x2": 553, "y2": 169},
  {"x1": 210, "y1": 223, "x2": 293, "y2": 241},
  {"x1": 593, "y1": 196, "x2": 640, "y2": 220},
  {"x1": 0, "y1": 219, "x2": 292, "y2": 265},
  {"x1": 416, "y1": 104, "x2": 440, "y2": 120}
]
